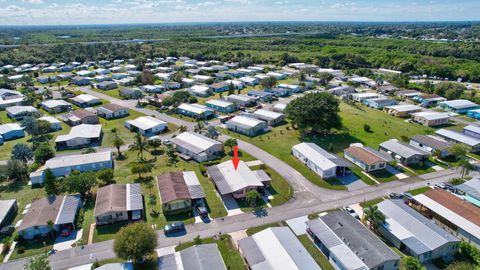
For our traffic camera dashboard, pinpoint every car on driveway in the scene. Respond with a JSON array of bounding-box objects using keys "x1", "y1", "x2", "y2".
[
  {"x1": 389, "y1": 192, "x2": 404, "y2": 199},
  {"x1": 164, "y1": 222, "x2": 185, "y2": 235},
  {"x1": 195, "y1": 200, "x2": 208, "y2": 218},
  {"x1": 342, "y1": 206, "x2": 359, "y2": 220}
]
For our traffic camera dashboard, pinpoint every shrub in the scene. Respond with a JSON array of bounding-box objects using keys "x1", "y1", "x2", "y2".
[{"x1": 363, "y1": 124, "x2": 372, "y2": 133}]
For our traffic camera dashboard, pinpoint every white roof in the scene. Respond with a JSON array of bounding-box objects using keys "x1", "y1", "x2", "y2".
[
  {"x1": 414, "y1": 194, "x2": 480, "y2": 240},
  {"x1": 352, "y1": 92, "x2": 379, "y2": 98},
  {"x1": 125, "y1": 116, "x2": 166, "y2": 130},
  {"x1": 240, "y1": 76, "x2": 257, "y2": 83},
  {"x1": 385, "y1": 104, "x2": 422, "y2": 112},
  {"x1": 292, "y1": 142, "x2": 338, "y2": 171},
  {"x1": 55, "y1": 124, "x2": 102, "y2": 142},
  {"x1": 71, "y1": 94, "x2": 100, "y2": 103},
  {"x1": 173, "y1": 132, "x2": 221, "y2": 152},
  {"x1": 228, "y1": 115, "x2": 265, "y2": 128},
  {"x1": 253, "y1": 109, "x2": 283, "y2": 120},
  {"x1": 206, "y1": 99, "x2": 234, "y2": 108},
  {"x1": 45, "y1": 151, "x2": 112, "y2": 169},
  {"x1": 76, "y1": 70, "x2": 93, "y2": 76},
  {"x1": 411, "y1": 111, "x2": 450, "y2": 121},
  {"x1": 39, "y1": 116, "x2": 61, "y2": 124},
  {"x1": 267, "y1": 72, "x2": 284, "y2": 76},
  {"x1": 228, "y1": 94, "x2": 253, "y2": 102},
  {"x1": 0, "y1": 123, "x2": 23, "y2": 134},
  {"x1": 0, "y1": 89, "x2": 24, "y2": 106},
  {"x1": 178, "y1": 103, "x2": 213, "y2": 114},
  {"x1": 440, "y1": 99, "x2": 478, "y2": 109},
  {"x1": 193, "y1": 75, "x2": 212, "y2": 80},
  {"x1": 210, "y1": 160, "x2": 263, "y2": 193},
  {"x1": 41, "y1": 99, "x2": 72, "y2": 108},
  {"x1": 190, "y1": 85, "x2": 210, "y2": 93},
  {"x1": 464, "y1": 125, "x2": 480, "y2": 135},
  {"x1": 6, "y1": 105, "x2": 38, "y2": 115},
  {"x1": 435, "y1": 129, "x2": 480, "y2": 147},
  {"x1": 273, "y1": 103, "x2": 287, "y2": 110}
]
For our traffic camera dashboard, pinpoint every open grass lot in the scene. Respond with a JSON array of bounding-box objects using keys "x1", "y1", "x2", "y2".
[
  {"x1": 359, "y1": 198, "x2": 385, "y2": 208},
  {"x1": 369, "y1": 169, "x2": 398, "y2": 183},
  {"x1": 221, "y1": 101, "x2": 434, "y2": 190},
  {"x1": 245, "y1": 221, "x2": 286, "y2": 236},
  {"x1": 175, "y1": 235, "x2": 247, "y2": 270},
  {"x1": 297, "y1": 234, "x2": 336, "y2": 270},
  {"x1": 408, "y1": 186, "x2": 432, "y2": 196},
  {"x1": 89, "y1": 87, "x2": 124, "y2": 100}
]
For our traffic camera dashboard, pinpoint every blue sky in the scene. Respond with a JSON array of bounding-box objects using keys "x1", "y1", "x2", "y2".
[{"x1": 0, "y1": 0, "x2": 478, "y2": 25}]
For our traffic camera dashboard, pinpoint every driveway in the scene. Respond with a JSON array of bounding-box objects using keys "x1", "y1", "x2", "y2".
[
  {"x1": 54, "y1": 229, "x2": 83, "y2": 251},
  {"x1": 338, "y1": 174, "x2": 369, "y2": 191},
  {"x1": 285, "y1": 215, "x2": 309, "y2": 236},
  {"x1": 220, "y1": 194, "x2": 243, "y2": 216},
  {"x1": 386, "y1": 165, "x2": 409, "y2": 179}
]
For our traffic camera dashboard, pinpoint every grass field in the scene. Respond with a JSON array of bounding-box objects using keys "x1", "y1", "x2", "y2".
[
  {"x1": 408, "y1": 186, "x2": 432, "y2": 195},
  {"x1": 359, "y1": 198, "x2": 385, "y2": 208},
  {"x1": 245, "y1": 221, "x2": 286, "y2": 236},
  {"x1": 297, "y1": 234, "x2": 336, "y2": 270},
  {"x1": 89, "y1": 87, "x2": 124, "y2": 100},
  {"x1": 175, "y1": 235, "x2": 247, "y2": 270}
]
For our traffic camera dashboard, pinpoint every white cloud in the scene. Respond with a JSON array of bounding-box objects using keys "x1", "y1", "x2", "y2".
[{"x1": 21, "y1": 0, "x2": 44, "y2": 4}]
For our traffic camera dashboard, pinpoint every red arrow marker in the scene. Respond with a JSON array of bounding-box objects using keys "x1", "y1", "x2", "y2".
[{"x1": 232, "y1": 145, "x2": 240, "y2": 170}]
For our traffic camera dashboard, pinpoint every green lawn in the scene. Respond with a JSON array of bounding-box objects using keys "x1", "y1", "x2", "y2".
[
  {"x1": 175, "y1": 235, "x2": 247, "y2": 270},
  {"x1": 297, "y1": 234, "x2": 335, "y2": 270},
  {"x1": 408, "y1": 186, "x2": 432, "y2": 196},
  {"x1": 220, "y1": 101, "x2": 433, "y2": 190},
  {"x1": 245, "y1": 221, "x2": 286, "y2": 236},
  {"x1": 348, "y1": 166, "x2": 376, "y2": 185},
  {"x1": 10, "y1": 237, "x2": 54, "y2": 260},
  {"x1": 406, "y1": 163, "x2": 436, "y2": 175},
  {"x1": 89, "y1": 87, "x2": 124, "y2": 100},
  {"x1": 369, "y1": 170, "x2": 398, "y2": 183},
  {"x1": 359, "y1": 198, "x2": 385, "y2": 208}
]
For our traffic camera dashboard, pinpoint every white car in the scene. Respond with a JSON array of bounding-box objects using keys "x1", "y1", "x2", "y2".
[{"x1": 342, "y1": 206, "x2": 360, "y2": 220}]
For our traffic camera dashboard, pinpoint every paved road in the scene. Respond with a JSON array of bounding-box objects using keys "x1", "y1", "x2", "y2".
[{"x1": 0, "y1": 89, "x2": 470, "y2": 269}]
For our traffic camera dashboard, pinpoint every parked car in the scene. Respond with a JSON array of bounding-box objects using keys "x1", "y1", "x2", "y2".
[
  {"x1": 389, "y1": 192, "x2": 404, "y2": 199},
  {"x1": 0, "y1": 225, "x2": 14, "y2": 238},
  {"x1": 162, "y1": 139, "x2": 172, "y2": 145},
  {"x1": 195, "y1": 201, "x2": 208, "y2": 218},
  {"x1": 342, "y1": 206, "x2": 359, "y2": 220},
  {"x1": 164, "y1": 222, "x2": 185, "y2": 235},
  {"x1": 402, "y1": 192, "x2": 414, "y2": 202}
]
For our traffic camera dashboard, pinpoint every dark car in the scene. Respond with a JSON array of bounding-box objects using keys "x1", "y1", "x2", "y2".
[
  {"x1": 389, "y1": 192, "x2": 404, "y2": 199},
  {"x1": 0, "y1": 225, "x2": 15, "y2": 238},
  {"x1": 164, "y1": 222, "x2": 185, "y2": 235},
  {"x1": 195, "y1": 201, "x2": 209, "y2": 218}
]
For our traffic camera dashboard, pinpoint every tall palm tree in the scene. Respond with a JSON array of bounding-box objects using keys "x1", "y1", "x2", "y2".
[
  {"x1": 111, "y1": 128, "x2": 124, "y2": 157},
  {"x1": 178, "y1": 125, "x2": 188, "y2": 133},
  {"x1": 362, "y1": 205, "x2": 385, "y2": 232},
  {"x1": 457, "y1": 157, "x2": 474, "y2": 178},
  {"x1": 46, "y1": 220, "x2": 55, "y2": 240},
  {"x1": 128, "y1": 132, "x2": 148, "y2": 161}
]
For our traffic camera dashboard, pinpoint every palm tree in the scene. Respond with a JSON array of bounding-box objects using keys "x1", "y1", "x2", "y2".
[
  {"x1": 362, "y1": 205, "x2": 385, "y2": 232},
  {"x1": 111, "y1": 128, "x2": 124, "y2": 158},
  {"x1": 46, "y1": 220, "x2": 55, "y2": 240},
  {"x1": 128, "y1": 132, "x2": 148, "y2": 161},
  {"x1": 178, "y1": 125, "x2": 188, "y2": 133},
  {"x1": 457, "y1": 157, "x2": 474, "y2": 178},
  {"x1": 246, "y1": 190, "x2": 261, "y2": 208}
]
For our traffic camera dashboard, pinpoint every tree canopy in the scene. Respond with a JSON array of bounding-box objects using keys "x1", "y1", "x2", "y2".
[
  {"x1": 62, "y1": 171, "x2": 97, "y2": 197},
  {"x1": 114, "y1": 222, "x2": 157, "y2": 262},
  {"x1": 285, "y1": 92, "x2": 342, "y2": 134}
]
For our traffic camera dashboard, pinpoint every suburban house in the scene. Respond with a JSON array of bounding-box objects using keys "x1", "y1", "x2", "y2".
[
  {"x1": 238, "y1": 227, "x2": 320, "y2": 270},
  {"x1": 141, "y1": 85, "x2": 164, "y2": 93},
  {"x1": 463, "y1": 125, "x2": 480, "y2": 139},
  {"x1": 435, "y1": 129, "x2": 480, "y2": 152},
  {"x1": 76, "y1": 70, "x2": 95, "y2": 77},
  {"x1": 266, "y1": 71, "x2": 287, "y2": 80},
  {"x1": 124, "y1": 116, "x2": 167, "y2": 136},
  {"x1": 206, "y1": 99, "x2": 237, "y2": 113},
  {"x1": 96, "y1": 103, "x2": 129, "y2": 119},
  {"x1": 0, "y1": 199, "x2": 18, "y2": 230},
  {"x1": 146, "y1": 93, "x2": 169, "y2": 107},
  {"x1": 252, "y1": 109, "x2": 285, "y2": 126},
  {"x1": 273, "y1": 103, "x2": 287, "y2": 113},
  {"x1": 40, "y1": 100, "x2": 73, "y2": 113},
  {"x1": 378, "y1": 139, "x2": 430, "y2": 165},
  {"x1": 37, "y1": 76, "x2": 58, "y2": 84},
  {"x1": 247, "y1": 90, "x2": 273, "y2": 102},
  {"x1": 457, "y1": 178, "x2": 480, "y2": 207},
  {"x1": 344, "y1": 144, "x2": 393, "y2": 172},
  {"x1": 226, "y1": 94, "x2": 257, "y2": 107},
  {"x1": 177, "y1": 103, "x2": 214, "y2": 119},
  {"x1": 278, "y1": 83, "x2": 301, "y2": 93},
  {"x1": 413, "y1": 94, "x2": 447, "y2": 107},
  {"x1": 292, "y1": 142, "x2": 350, "y2": 179},
  {"x1": 70, "y1": 94, "x2": 102, "y2": 107},
  {"x1": 239, "y1": 76, "x2": 259, "y2": 86},
  {"x1": 118, "y1": 77, "x2": 135, "y2": 86},
  {"x1": 409, "y1": 135, "x2": 452, "y2": 158},
  {"x1": 225, "y1": 115, "x2": 267, "y2": 136},
  {"x1": 265, "y1": 87, "x2": 290, "y2": 97},
  {"x1": 170, "y1": 132, "x2": 223, "y2": 162},
  {"x1": 351, "y1": 92, "x2": 380, "y2": 102},
  {"x1": 6, "y1": 106, "x2": 39, "y2": 120},
  {"x1": 411, "y1": 112, "x2": 450, "y2": 127},
  {"x1": 438, "y1": 99, "x2": 480, "y2": 114},
  {"x1": 306, "y1": 211, "x2": 401, "y2": 270},
  {"x1": 65, "y1": 109, "x2": 99, "y2": 126},
  {"x1": 412, "y1": 189, "x2": 480, "y2": 248},
  {"x1": 55, "y1": 124, "x2": 103, "y2": 149},
  {"x1": 38, "y1": 116, "x2": 62, "y2": 131},
  {"x1": 158, "y1": 244, "x2": 227, "y2": 270},
  {"x1": 29, "y1": 151, "x2": 113, "y2": 185},
  {"x1": 0, "y1": 88, "x2": 24, "y2": 108},
  {"x1": 224, "y1": 79, "x2": 244, "y2": 89},
  {"x1": 119, "y1": 88, "x2": 141, "y2": 99},
  {"x1": 328, "y1": 85, "x2": 355, "y2": 96},
  {"x1": 192, "y1": 75, "x2": 212, "y2": 83},
  {"x1": 71, "y1": 76, "x2": 91, "y2": 86},
  {"x1": 163, "y1": 81, "x2": 181, "y2": 90},
  {"x1": 97, "y1": 81, "x2": 118, "y2": 90},
  {"x1": 0, "y1": 123, "x2": 25, "y2": 141},
  {"x1": 17, "y1": 195, "x2": 81, "y2": 240},
  {"x1": 384, "y1": 104, "x2": 423, "y2": 118},
  {"x1": 363, "y1": 97, "x2": 398, "y2": 109},
  {"x1": 156, "y1": 171, "x2": 206, "y2": 214},
  {"x1": 112, "y1": 73, "x2": 128, "y2": 80},
  {"x1": 209, "y1": 82, "x2": 229, "y2": 93},
  {"x1": 188, "y1": 85, "x2": 212, "y2": 97},
  {"x1": 94, "y1": 183, "x2": 144, "y2": 226},
  {"x1": 206, "y1": 160, "x2": 268, "y2": 199},
  {"x1": 377, "y1": 199, "x2": 460, "y2": 263}
]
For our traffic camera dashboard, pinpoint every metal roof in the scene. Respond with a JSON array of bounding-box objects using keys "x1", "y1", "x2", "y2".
[
  {"x1": 0, "y1": 199, "x2": 16, "y2": 224},
  {"x1": 0, "y1": 123, "x2": 23, "y2": 135},
  {"x1": 253, "y1": 109, "x2": 284, "y2": 121},
  {"x1": 41, "y1": 99, "x2": 72, "y2": 108},
  {"x1": 457, "y1": 178, "x2": 480, "y2": 200},
  {"x1": 206, "y1": 160, "x2": 264, "y2": 195},
  {"x1": 292, "y1": 142, "x2": 351, "y2": 171},
  {"x1": 44, "y1": 151, "x2": 112, "y2": 170},
  {"x1": 180, "y1": 244, "x2": 227, "y2": 270},
  {"x1": 227, "y1": 115, "x2": 266, "y2": 129},
  {"x1": 182, "y1": 171, "x2": 205, "y2": 200},
  {"x1": 464, "y1": 125, "x2": 480, "y2": 135},
  {"x1": 435, "y1": 129, "x2": 480, "y2": 147},
  {"x1": 379, "y1": 139, "x2": 430, "y2": 159},
  {"x1": 238, "y1": 227, "x2": 320, "y2": 270},
  {"x1": 439, "y1": 99, "x2": 478, "y2": 109},
  {"x1": 6, "y1": 105, "x2": 38, "y2": 115},
  {"x1": 378, "y1": 199, "x2": 459, "y2": 255},
  {"x1": 170, "y1": 132, "x2": 222, "y2": 155},
  {"x1": 95, "y1": 183, "x2": 143, "y2": 217},
  {"x1": 55, "y1": 194, "x2": 81, "y2": 225},
  {"x1": 177, "y1": 103, "x2": 213, "y2": 115},
  {"x1": 125, "y1": 116, "x2": 166, "y2": 131},
  {"x1": 55, "y1": 124, "x2": 102, "y2": 142},
  {"x1": 385, "y1": 104, "x2": 422, "y2": 112},
  {"x1": 206, "y1": 99, "x2": 234, "y2": 108},
  {"x1": 313, "y1": 211, "x2": 400, "y2": 269},
  {"x1": 411, "y1": 111, "x2": 450, "y2": 121},
  {"x1": 410, "y1": 135, "x2": 452, "y2": 151}
]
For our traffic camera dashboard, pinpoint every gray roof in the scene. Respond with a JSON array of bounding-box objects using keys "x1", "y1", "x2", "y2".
[
  {"x1": 440, "y1": 99, "x2": 478, "y2": 109},
  {"x1": 378, "y1": 199, "x2": 459, "y2": 255},
  {"x1": 411, "y1": 135, "x2": 452, "y2": 151},
  {"x1": 380, "y1": 139, "x2": 430, "y2": 159},
  {"x1": 157, "y1": 253, "x2": 177, "y2": 270},
  {"x1": 435, "y1": 129, "x2": 480, "y2": 147},
  {"x1": 170, "y1": 132, "x2": 221, "y2": 155},
  {"x1": 458, "y1": 178, "x2": 480, "y2": 200},
  {"x1": 464, "y1": 125, "x2": 480, "y2": 135},
  {"x1": 238, "y1": 227, "x2": 320, "y2": 270},
  {"x1": 180, "y1": 244, "x2": 227, "y2": 270},
  {"x1": 0, "y1": 199, "x2": 17, "y2": 224},
  {"x1": 55, "y1": 194, "x2": 81, "y2": 225},
  {"x1": 308, "y1": 211, "x2": 400, "y2": 269}
]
